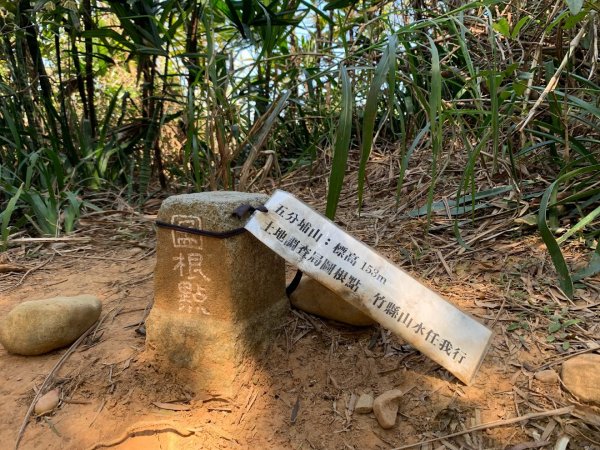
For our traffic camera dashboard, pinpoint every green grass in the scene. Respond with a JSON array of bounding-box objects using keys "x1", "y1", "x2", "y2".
[{"x1": 0, "y1": 0, "x2": 599, "y2": 296}]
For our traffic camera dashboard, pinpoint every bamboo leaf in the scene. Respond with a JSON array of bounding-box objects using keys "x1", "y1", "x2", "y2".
[
  {"x1": 408, "y1": 185, "x2": 516, "y2": 217},
  {"x1": 224, "y1": 0, "x2": 246, "y2": 37},
  {"x1": 566, "y1": 0, "x2": 584, "y2": 15},
  {"x1": 492, "y1": 18, "x2": 510, "y2": 38},
  {"x1": 511, "y1": 16, "x2": 530, "y2": 39},
  {"x1": 486, "y1": 11, "x2": 500, "y2": 171},
  {"x1": 1, "y1": 183, "x2": 23, "y2": 249},
  {"x1": 298, "y1": 0, "x2": 333, "y2": 24},
  {"x1": 81, "y1": 29, "x2": 135, "y2": 50},
  {"x1": 425, "y1": 35, "x2": 442, "y2": 225},
  {"x1": 548, "y1": 321, "x2": 562, "y2": 333},
  {"x1": 573, "y1": 246, "x2": 600, "y2": 282},
  {"x1": 326, "y1": 66, "x2": 353, "y2": 220},
  {"x1": 537, "y1": 165, "x2": 600, "y2": 297},
  {"x1": 357, "y1": 35, "x2": 397, "y2": 209},
  {"x1": 538, "y1": 181, "x2": 573, "y2": 298},
  {"x1": 556, "y1": 205, "x2": 600, "y2": 245},
  {"x1": 396, "y1": 123, "x2": 430, "y2": 203},
  {"x1": 324, "y1": 0, "x2": 357, "y2": 11},
  {"x1": 242, "y1": 0, "x2": 253, "y2": 23},
  {"x1": 99, "y1": 87, "x2": 123, "y2": 145}
]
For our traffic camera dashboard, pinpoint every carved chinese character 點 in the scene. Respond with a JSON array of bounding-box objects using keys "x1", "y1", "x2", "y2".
[{"x1": 178, "y1": 281, "x2": 210, "y2": 315}]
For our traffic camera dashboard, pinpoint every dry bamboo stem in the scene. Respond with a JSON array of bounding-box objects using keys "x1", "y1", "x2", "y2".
[{"x1": 391, "y1": 406, "x2": 574, "y2": 450}]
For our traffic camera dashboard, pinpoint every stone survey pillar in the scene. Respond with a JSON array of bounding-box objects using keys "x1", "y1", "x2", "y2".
[{"x1": 146, "y1": 192, "x2": 288, "y2": 394}]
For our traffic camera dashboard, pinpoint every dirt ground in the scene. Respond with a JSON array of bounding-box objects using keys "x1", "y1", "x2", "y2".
[{"x1": 2, "y1": 174, "x2": 600, "y2": 449}]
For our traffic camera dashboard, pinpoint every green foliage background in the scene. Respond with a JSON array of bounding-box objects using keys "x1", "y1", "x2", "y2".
[{"x1": 0, "y1": 0, "x2": 599, "y2": 296}]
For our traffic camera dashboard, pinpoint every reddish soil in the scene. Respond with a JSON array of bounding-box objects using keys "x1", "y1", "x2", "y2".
[{"x1": 1, "y1": 186, "x2": 600, "y2": 450}]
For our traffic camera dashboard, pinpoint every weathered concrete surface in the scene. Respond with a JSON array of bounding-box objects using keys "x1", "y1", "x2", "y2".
[
  {"x1": 0, "y1": 295, "x2": 101, "y2": 356},
  {"x1": 146, "y1": 192, "x2": 288, "y2": 395},
  {"x1": 290, "y1": 276, "x2": 375, "y2": 326}
]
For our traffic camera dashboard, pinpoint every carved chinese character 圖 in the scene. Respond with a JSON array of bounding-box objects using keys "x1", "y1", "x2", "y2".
[{"x1": 171, "y1": 215, "x2": 203, "y2": 249}]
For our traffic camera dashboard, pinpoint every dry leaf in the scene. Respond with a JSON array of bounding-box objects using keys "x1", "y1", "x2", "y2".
[
  {"x1": 0, "y1": 264, "x2": 26, "y2": 273},
  {"x1": 572, "y1": 405, "x2": 600, "y2": 427}
]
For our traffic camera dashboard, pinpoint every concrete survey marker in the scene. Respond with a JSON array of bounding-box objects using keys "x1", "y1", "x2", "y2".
[
  {"x1": 245, "y1": 190, "x2": 493, "y2": 384},
  {"x1": 147, "y1": 191, "x2": 288, "y2": 394}
]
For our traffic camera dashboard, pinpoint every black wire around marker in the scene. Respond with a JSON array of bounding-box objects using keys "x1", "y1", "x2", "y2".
[
  {"x1": 286, "y1": 270, "x2": 303, "y2": 297},
  {"x1": 232, "y1": 203, "x2": 268, "y2": 219},
  {"x1": 154, "y1": 203, "x2": 304, "y2": 296},
  {"x1": 155, "y1": 220, "x2": 247, "y2": 239},
  {"x1": 154, "y1": 203, "x2": 269, "y2": 238}
]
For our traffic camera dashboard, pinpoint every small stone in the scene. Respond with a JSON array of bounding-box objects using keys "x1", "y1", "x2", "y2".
[
  {"x1": 290, "y1": 277, "x2": 375, "y2": 326},
  {"x1": 373, "y1": 389, "x2": 404, "y2": 429},
  {"x1": 355, "y1": 393, "x2": 374, "y2": 414},
  {"x1": 125, "y1": 247, "x2": 144, "y2": 257},
  {"x1": 562, "y1": 354, "x2": 600, "y2": 404},
  {"x1": 534, "y1": 369, "x2": 559, "y2": 384},
  {"x1": 0, "y1": 295, "x2": 101, "y2": 356},
  {"x1": 34, "y1": 389, "x2": 60, "y2": 415}
]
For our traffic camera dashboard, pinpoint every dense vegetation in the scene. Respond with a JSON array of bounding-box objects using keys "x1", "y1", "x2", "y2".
[{"x1": 0, "y1": 0, "x2": 599, "y2": 296}]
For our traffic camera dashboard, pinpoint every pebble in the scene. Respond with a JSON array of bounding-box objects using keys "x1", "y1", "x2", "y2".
[
  {"x1": 34, "y1": 389, "x2": 60, "y2": 415},
  {"x1": 0, "y1": 294, "x2": 102, "y2": 355},
  {"x1": 562, "y1": 354, "x2": 600, "y2": 404},
  {"x1": 373, "y1": 389, "x2": 404, "y2": 429},
  {"x1": 125, "y1": 247, "x2": 144, "y2": 257},
  {"x1": 290, "y1": 277, "x2": 375, "y2": 326},
  {"x1": 355, "y1": 393, "x2": 374, "y2": 414},
  {"x1": 534, "y1": 369, "x2": 559, "y2": 384}
]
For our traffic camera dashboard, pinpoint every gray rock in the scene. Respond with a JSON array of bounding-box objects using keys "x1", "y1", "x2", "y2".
[
  {"x1": 290, "y1": 276, "x2": 375, "y2": 326},
  {"x1": 355, "y1": 393, "x2": 374, "y2": 414},
  {"x1": 562, "y1": 354, "x2": 600, "y2": 404},
  {"x1": 0, "y1": 295, "x2": 101, "y2": 355},
  {"x1": 534, "y1": 369, "x2": 559, "y2": 384},
  {"x1": 373, "y1": 389, "x2": 404, "y2": 429}
]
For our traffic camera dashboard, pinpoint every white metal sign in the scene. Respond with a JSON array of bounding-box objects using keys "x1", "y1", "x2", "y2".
[{"x1": 245, "y1": 190, "x2": 492, "y2": 384}]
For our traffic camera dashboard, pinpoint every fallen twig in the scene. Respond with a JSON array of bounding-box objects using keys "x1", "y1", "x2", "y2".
[
  {"x1": 391, "y1": 406, "x2": 574, "y2": 450},
  {"x1": 42, "y1": 417, "x2": 62, "y2": 438},
  {"x1": 290, "y1": 396, "x2": 301, "y2": 424},
  {"x1": 87, "y1": 421, "x2": 196, "y2": 450},
  {"x1": 88, "y1": 398, "x2": 107, "y2": 427},
  {"x1": 0, "y1": 264, "x2": 27, "y2": 273},
  {"x1": 517, "y1": 15, "x2": 593, "y2": 131},
  {"x1": 8, "y1": 237, "x2": 92, "y2": 244},
  {"x1": 1, "y1": 256, "x2": 54, "y2": 293},
  {"x1": 506, "y1": 441, "x2": 550, "y2": 450},
  {"x1": 134, "y1": 299, "x2": 154, "y2": 334},
  {"x1": 14, "y1": 319, "x2": 100, "y2": 450},
  {"x1": 537, "y1": 344, "x2": 600, "y2": 371},
  {"x1": 491, "y1": 279, "x2": 511, "y2": 329},
  {"x1": 236, "y1": 388, "x2": 258, "y2": 425}
]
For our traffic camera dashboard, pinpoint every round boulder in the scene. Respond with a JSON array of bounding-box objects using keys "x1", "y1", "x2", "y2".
[
  {"x1": 290, "y1": 276, "x2": 375, "y2": 326},
  {"x1": 0, "y1": 295, "x2": 101, "y2": 355},
  {"x1": 562, "y1": 354, "x2": 600, "y2": 405}
]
